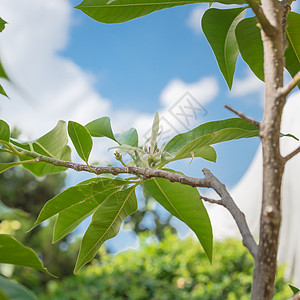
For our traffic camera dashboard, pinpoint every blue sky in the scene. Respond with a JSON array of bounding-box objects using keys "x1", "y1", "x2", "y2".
[{"x1": 63, "y1": 0, "x2": 264, "y2": 187}]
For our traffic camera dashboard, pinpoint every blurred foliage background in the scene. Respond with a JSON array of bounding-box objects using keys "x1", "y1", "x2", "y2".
[
  {"x1": 0, "y1": 129, "x2": 293, "y2": 299},
  {"x1": 40, "y1": 232, "x2": 291, "y2": 300}
]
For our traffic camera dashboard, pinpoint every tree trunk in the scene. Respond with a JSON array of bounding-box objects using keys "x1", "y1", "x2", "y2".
[{"x1": 251, "y1": 1, "x2": 286, "y2": 299}]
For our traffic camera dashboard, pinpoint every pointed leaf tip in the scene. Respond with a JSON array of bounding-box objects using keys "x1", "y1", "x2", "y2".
[
  {"x1": 68, "y1": 121, "x2": 93, "y2": 163},
  {"x1": 202, "y1": 8, "x2": 246, "y2": 89}
]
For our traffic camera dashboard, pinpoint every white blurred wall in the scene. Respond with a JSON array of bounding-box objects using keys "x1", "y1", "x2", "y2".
[{"x1": 209, "y1": 91, "x2": 300, "y2": 285}]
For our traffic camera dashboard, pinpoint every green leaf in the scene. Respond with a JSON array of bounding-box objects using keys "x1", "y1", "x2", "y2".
[
  {"x1": 202, "y1": 8, "x2": 246, "y2": 89},
  {"x1": 164, "y1": 118, "x2": 258, "y2": 160},
  {"x1": 285, "y1": 12, "x2": 300, "y2": 89},
  {"x1": 11, "y1": 121, "x2": 71, "y2": 176},
  {"x1": 0, "y1": 59, "x2": 9, "y2": 81},
  {"x1": 289, "y1": 284, "x2": 300, "y2": 295},
  {"x1": 0, "y1": 120, "x2": 10, "y2": 142},
  {"x1": 0, "y1": 18, "x2": 7, "y2": 32},
  {"x1": 235, "y1": 16, "x2": 264, "y2": 81},
  {"x1": 86, "y1": 116, "x2": 138, "y2": 147},
  {"x1": 0, "y1": 84, "x2": 8, "y2": 97},
  {"x1": 52, "y1": 178, "x2": 127, "y2": 243},
  {"x1": 76, "y1": 0, "x2": 245, "y2": 24},
  {"x1": 0, "y1": 58, "x2": 10, "y2": 98},
  {"x1": 150, "y1": 112, "x2": 159, "y2": 155},
  {"x1": 85, "y1": 117, "x2": 116, "y2": 141},
  {"x1": 177, "y1": 145, "x2": 217, "y2": 162},
  {"x1": 74, "y1": 186, "x2": 138, "y2": 273},
  {"x1": 280, "y1": 132, "x2": 299, "y2": 141},
  {"x1": 0, "y1": 235, "x2": 53, "y2": 276},
  {"x1": 163, "y1": 145, "x2": 217, "y2": 164},
  {"x1": 144, "y1": 178, "x2": 212, "y2": 261},
  {"x1": 68, "y1": 121, "x2": 93, "y2": 163},
  {"x1": 115, "y1": 128, "x2": 138, "y2": 147},
  {"x1": 33, "y1": 178, "x2": 124, "y2": 228},
  {"x1": 0, "y1": 276, "x2": 38, "y2": 300}
]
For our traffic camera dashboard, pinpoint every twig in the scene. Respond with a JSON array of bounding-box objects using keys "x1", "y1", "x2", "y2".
[
  {"x1": 225, "y1": 105, "x2": 260, "y2": 128},
  {"x1": 245, "y1": 0, "x2": 275, "y2": 36},
  {"x1": 292, "y1": 293, "x2": 300, "y2": 300},
  {"x1": 201, "y1": 195, "x2": 223, "y2": 206},
  {"x1": 17, "y1": 147, "x2": 211, "y2": 188},
  {"x1": 16, "y1": 146, "x2": 258, "y2": 258},
  {"x1": 279, "y1": 71, "x2": 300, "y2": 98},
  {"x1": 202, "y1": 168, "x2": 258, "y2": 258},
  {"x1": 283, "y1": 146, "x2": 300, "y2": 163}
]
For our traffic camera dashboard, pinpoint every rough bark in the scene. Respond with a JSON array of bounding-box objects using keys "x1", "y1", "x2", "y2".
[{"x1": 250, "y1": 0, "x2": 286, "y2": 298}]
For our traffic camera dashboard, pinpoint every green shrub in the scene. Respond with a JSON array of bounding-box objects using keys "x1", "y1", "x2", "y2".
[{"x1": 41, "y1": 231, "x2": 291, "y2": 300}]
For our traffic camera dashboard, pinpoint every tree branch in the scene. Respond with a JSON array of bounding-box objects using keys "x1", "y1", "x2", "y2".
[
  {"x1": 278, "y1": 71, "x2": 300, "y2": 98},
  {"x1": 16, "y1": 147, "x2": 258, "y2": 257},
  {"x1": 283, "y1": 146, "x2": 300, "y2": 163},
  {"x1": 18, "y1": 147, "x2": 212, "y2": 187},
  {"x1": 202, "y1": 169, "x2": 258, "y2": 258},
  {"x1": 292, "y1": 293, "x2": 300, "y2": 300},
  {"x1": 201, "y1": 195, "x2": 223, "y2": 206},
  {"x1": 225, "y1": 105, "x2": 260, "y2": 128},
  {"x1": 245, "y1": 0, "x2": 275, "y2": 36}
]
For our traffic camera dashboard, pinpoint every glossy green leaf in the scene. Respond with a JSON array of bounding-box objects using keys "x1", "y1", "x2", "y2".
[
  {"x1": 0, "y1": 59, "x2": 9, "y2": 81},
  {"x1": 68, "y1": 121, "x2": 93, "y2": 163},
  {"x1": 75, "y1": 186, "x2": 137, "y2": 273},
  {"x1": 0, "y1": 59, "x2": 10, "y2": 98},
  {"x1": 0, "y1": 18, "x2": 7, "y2": 32},
  {"x1": 144, "y1": 178, "x2": 212, "y2": 261},
  {"x1": 52, "y1": 178, "x2": 126, "y2": 243},
  {"x1": 0, "y1": 120, "x2": 10, "y2": 142},
  {"x1": 0, "y1": 84, "x2": 8, "y2": 97},
  {"x1": 85, "y1": 117, "x2": 116, "y2": 141},
  {"x1": 33, "y1": 178, "x2": 125, "y2": 230},
  {"x1": 76, "y1": 0, "x2": 245, "y2": 24},
  {"x1": 150, "y1": 112, "x2": 159, "y2": 154},
  {"x1": 115, "y1": 128, "x2": 138, "y2": 147},
  {"x1": 289, "y1": 284, "x2": 300, "y2": 295},
  {"x1": 163, "y1": 145, "x2": 217, "y2": 164},
  {"x1": 0, "y1": 276, "x2": 38, "y2": 300},
  {"x1": 202, "y1": 8, "x2": 246, "y2": 89},
  {"x1": 280, "y1": 132, "x2": 299, "y2": 141},
  {"x1": 285, "y1": 12, "x2": 300, "y2": 89},
  {"x1": 11, "y1": 121, "x2": 71, "y2": 176},
  {"x1": 86, "y1": 116, "x2": 139, "y2": 147},
  {"x1": 177, "y1": 145, "x2": 217, "y2": 162},
  {"x1": 235, "y1": 16, "x2": 264, "y2": 81},
  {"x1": 0, "y1": 235, "x2": 53, "y2": 276},
  {"x1": 164, "y1": 118, "x2": 258, "y2": 160}
]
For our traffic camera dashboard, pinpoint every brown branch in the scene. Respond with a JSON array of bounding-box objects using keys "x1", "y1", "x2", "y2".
[
  {"x1": 245, "y1": 0, "x2": 275, "y2": 36},
  {"x1": 292, "y1": 293, "x2": 300, "y2": 300},
  {"x1": 18, "y1": 147, "x2": 258, "y2": 257},
  {"x1": 202, "y1": 169, "x2": 258, "y2": 258},
  {"x1": 283, "y1": 146, "x2": 300, "y2": 163},
  {"x1": 201, "y1": 195, "x2": 223, "y2": 206},
  {"x1": 225, "y1": 105, "x2": 260, "y2": 128},
  {"x1": 278, "y1": 71, "x2": 300, "y2": 98},
  {"x1": 20, "y1": 147, "x2": 211, "y2": 188}
]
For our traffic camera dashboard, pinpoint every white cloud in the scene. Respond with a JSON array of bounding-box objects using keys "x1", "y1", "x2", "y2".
[
  {"x1": 0, "y1": 0, "x2": 219, "y2": 158},
  {"x1": 135, "y1": 77, "x2": 219, "y2": 145},
  {"x1": 230, "y1": 70, "x2": 264, "y2": 98},
  {"x1": 209, "y1": 91, "x2": 300, "y2": 285},
  {"x1": 187, "y1": 6, "x2": 206, "y2": 35},
  {"x1": 160, "y1": 77, "x2": 218, "y2": 108},
  {"x1": 0, "y1": 0, "x2": 110, "y2": 139}
]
